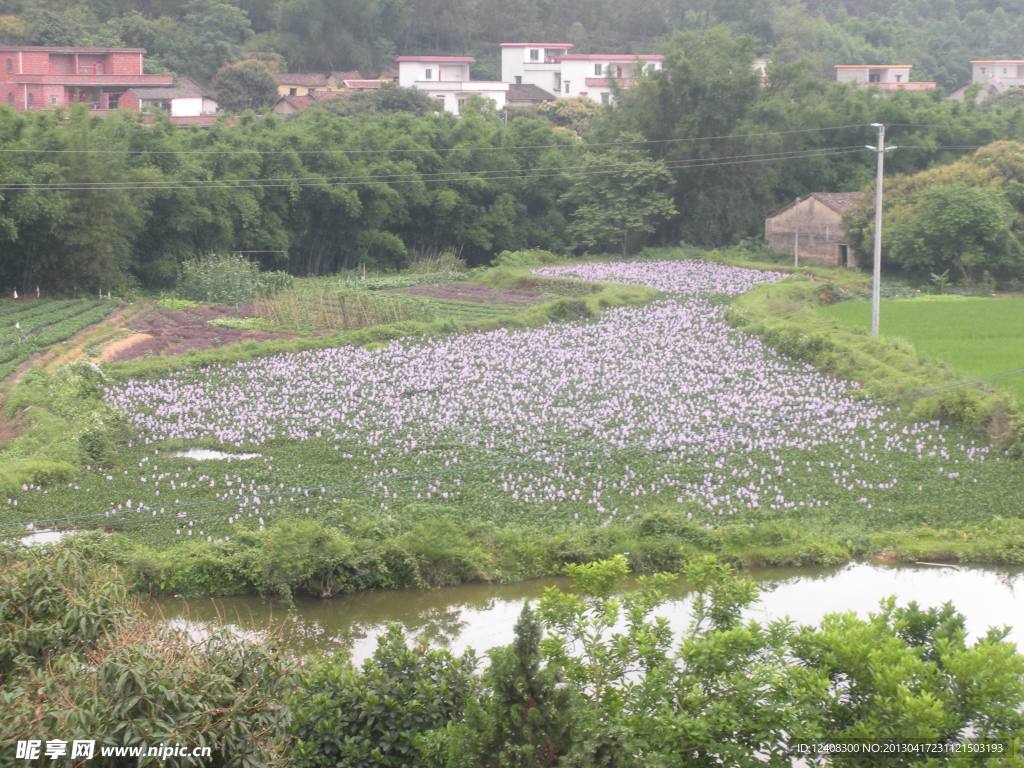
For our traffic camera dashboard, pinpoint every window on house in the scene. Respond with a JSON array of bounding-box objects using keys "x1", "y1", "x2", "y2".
[
  {"x1": 50, "y1": 95, "x2": 57, "y2": 105},
  {"x1": 594, "y1": 63, "x2": 603, "y2": 76},
  {"x1": 306, "y1": 88, "x2": 314, "y2": 95},
  {"x1": 564, "y1": 80, "x2": 570, "y2": 94},
  {"x1": 5, "y1": 58, "x2": 11, "y2": 73},
  {"x1": 529, "y1": 49, "x2": 539, "y2": 61},
  {"x1": 868, "y1": 73, "x2": 881, "y2": 83},
  {"x1": 601, "y1": 92, "x2": 610, "y2": 105},
  {"x1": 6, "y1": 93, "x2": 13, "y2": 106},
  {"x1": 894, "y1": 74, "x2": 902, "y2": 82},
  {"x1": 289, "y1": 87, "x2": 297, "y2": 96},
  {"x1": 457, "y1": 97, "x2": 466, "y2": 113},
  {"x1": 514, "y1": 75, "x2": 522, "y2": 84},
  {"x1": 554, "y1": 73, "x2": 560, "y2": 90},
  {"x1": 26, "y1": 92, "x2": 32, "y2": 107},
  {"x1": 425, "y1": 68, "x2": 432, "y2": 79}
]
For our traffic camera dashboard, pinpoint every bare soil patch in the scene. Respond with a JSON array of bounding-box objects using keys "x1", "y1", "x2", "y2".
[
  {"x1": 104, "y1": 305, "x2": 286, "y2": 362},
  {"x1": 403, "y1": 283, "x2": 542, "y2": 305},
  {"x1": 97, "y1": 333, "x2": 154, "y2": 362}
]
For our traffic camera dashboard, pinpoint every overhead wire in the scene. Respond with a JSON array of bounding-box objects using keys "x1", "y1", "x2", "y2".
[
  {"x1": 0, "y1": 145, "x2": 880, "y2": 192},
  {"x1": 0, "y1": 122, "x2": 876, "y2": 156}
]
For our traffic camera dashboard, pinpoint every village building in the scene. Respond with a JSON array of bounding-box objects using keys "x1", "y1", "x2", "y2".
[
  {"x1": 0, "y1": 45, "x2": 173, "y2": 112},
  {"x1": 119, "y1": 78, "x2": 218, "y2": 124},
  {"x1": 273, "y1": 72, "x2": 331, "y2": 98},
  {"x1": 499, "y1": 42, "x2": 574, "y2": 96},
  {"x1": 505, "y1": 82, "x2": 556, "y2": 108},
  {"x1": 834, "y1": 64, "x2": 936, "y2": 91},
  {"x1": 396, "y1": 55, "x2": 509, "y2": 114},
  {"x1": 555, "y1": 53, "x2": 663, "y2": 103},
  {"x1": 499, "y1": 43, "x2": 663, "y2": 103},
  {"x1": 949, "y1": 59, "x2": 1024, "y2": 103},
  {"x1": 764, "y1": 192, "x2": 865, "y2": 268},
  {"x1": 272, "y1": 90, "x2": 342, "y2": 115}
]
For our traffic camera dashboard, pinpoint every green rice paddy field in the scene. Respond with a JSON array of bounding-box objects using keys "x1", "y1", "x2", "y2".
[{"x1": 821, "y1": 295, "x2": 1024, "y2": 401}]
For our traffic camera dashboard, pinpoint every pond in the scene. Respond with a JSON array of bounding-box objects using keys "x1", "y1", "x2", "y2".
[{"x1": 151, "y1": 563, "x2": 1024, "y2": 662}]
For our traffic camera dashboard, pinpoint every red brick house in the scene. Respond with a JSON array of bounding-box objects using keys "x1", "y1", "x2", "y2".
[
  {"x1": 764, "y1": 192, "x2": 865, "y2": 267},
  {"x1": 0, "y1": 45, "x2": 172, "y2": 112}
]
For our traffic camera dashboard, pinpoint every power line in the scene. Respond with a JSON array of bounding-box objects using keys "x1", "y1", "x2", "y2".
[
  {"x1": 0, "y1": 123, "x2": 875, "y2": 157},
  {"x1": 0, "y1": 146, "x2": 871, "y2": 192},
  {"x1": 0, "y1": 141, "x2": 985, "y2": 193}
]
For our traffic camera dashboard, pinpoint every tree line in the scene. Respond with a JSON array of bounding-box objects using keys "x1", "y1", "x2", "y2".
[{"x1": 1, "y1": 28, "x2": 1023, "y2": 293}]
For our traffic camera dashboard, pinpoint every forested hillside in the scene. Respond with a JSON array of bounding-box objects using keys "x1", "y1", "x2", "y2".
[{"x1": 0, "y1": 0, "x2": 1020, "y2": 86}]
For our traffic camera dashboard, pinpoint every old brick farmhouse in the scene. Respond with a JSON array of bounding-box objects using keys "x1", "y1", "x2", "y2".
[{"x1": 764, "y1": 192, "x2": 865, "y2": 267}]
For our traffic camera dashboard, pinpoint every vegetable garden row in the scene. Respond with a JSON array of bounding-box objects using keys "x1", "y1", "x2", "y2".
[{"x1": 0, "y1": 300, "x2": 118, "y2": 379}]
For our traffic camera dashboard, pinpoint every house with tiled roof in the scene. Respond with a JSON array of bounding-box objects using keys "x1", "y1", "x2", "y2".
[
  {"x1": 273, "y1": 72, "x2": 331, "y2": 97},
  {"x1": 272, "y1": 90, "x2": 342, "y2": 115},
  {"x1": 119, "y1": 77, "x2": 218, "y2": 123},
  {"x1": 764, "y1": 192, "x2": 865, "y2": 267},
  {"x1": 505, "y1": 82, "x2": 556, "y2": 108}
]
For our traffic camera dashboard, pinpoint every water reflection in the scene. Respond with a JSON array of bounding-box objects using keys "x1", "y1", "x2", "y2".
[{"x1": 150, "y1": 564, "x2": 1024, "y2": 663}]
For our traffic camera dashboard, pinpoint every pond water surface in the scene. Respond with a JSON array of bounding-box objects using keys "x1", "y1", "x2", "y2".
[{"x1": 151, "y1": 563, "x2": 1024, "y2": 662}]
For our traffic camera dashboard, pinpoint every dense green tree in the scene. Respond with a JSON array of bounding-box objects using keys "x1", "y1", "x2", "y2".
[
  {"x1": 470, "y1": 605, "x2": 573, "y2": 767},
  {"x1": 214, "y1": 58, "x2": 278, "y2": 112},
  {"x1": 845, "y1": 141, "x2": 1024, "y2": 284},
  {"x1": 325, "y1": 83, "x2": 442, "y2": 116},
  {"x1": 885, "y1": 184, "x2": 1022, "y2": 282},
  {"x1": 560, "y1": 142, "x2": 676, "y2": 256}
]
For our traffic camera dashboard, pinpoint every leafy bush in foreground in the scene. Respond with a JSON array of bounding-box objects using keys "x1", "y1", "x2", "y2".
[
  {"x1": 0, "y1": 537, "x2": 295, "y2": 767},
  {"x1": 292, "y1": 627, "x2": 478, "y2": 768},
  {"x1": 2, "y1": 542, "x2": 1023, "y2": 766}
]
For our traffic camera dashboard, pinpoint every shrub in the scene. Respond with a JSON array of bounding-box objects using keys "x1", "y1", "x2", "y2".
[
  {"x1": 178, "y1": 254, "x2": 292, "y2": 305},
  {"x1": 0, "y1": 539, "x2": 294, "y2": 765},
  {"x1": 248, "y1": 519, "x2": 357, "y2": 599},
  {"x1": 492, "y1": 250, "x2": 562, "y2": 268},
  {"x1": 291, "y1": 626, "x2": 478, "y2": 768},
  {"x1": 407, "y1": 248, "x2": 468, "y2": 274},
  {"x1": 398, "y1": 518, "x2": 493, "y2": 587},
  {"x1": 0, "y1": 538, "x2": 132, "y2": 679}
]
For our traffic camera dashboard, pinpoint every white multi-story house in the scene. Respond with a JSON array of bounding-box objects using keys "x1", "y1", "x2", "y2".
[
  {"x1": 499, "y1": 42, "x2": 575, "y2": 96},
  {"x1": 396, "y1": 55, "x2": 509, "y2": 114},
  {"x1": 555, "y1": 53, "x2": 663, "y2": 103},
  {"x1": 500, "y1": 45, "x2": 663, "y2": 104},
  {"x1": 834, "y1": 64, "x2": 936, "y2": 91}
]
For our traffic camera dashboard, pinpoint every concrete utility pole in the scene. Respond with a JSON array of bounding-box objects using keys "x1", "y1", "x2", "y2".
[
  {"x1": 866, "y1": 124, "x2": 896, "y2": 337},
  {"x1": 793, "y1": 197, "x2": 800, "y2": 268}
]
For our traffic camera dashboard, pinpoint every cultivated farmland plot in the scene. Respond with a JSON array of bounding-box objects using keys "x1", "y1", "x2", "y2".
[
  {"x1": 0, "y1": 299, "x2": 118, "y2": 380},
  {"x1": 6, "y1": 261, "x2": 1022, "y2": 546}
]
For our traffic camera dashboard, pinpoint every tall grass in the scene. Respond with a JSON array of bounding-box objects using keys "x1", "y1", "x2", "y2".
[
  {"x1": 406, "y1": 247, "x2": 468, "y2": 274},
  {"x1": 254, "y1": 286, "x2": 431, "y2": 331}
]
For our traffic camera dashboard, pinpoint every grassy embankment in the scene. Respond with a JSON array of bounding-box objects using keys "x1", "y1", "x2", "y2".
[
  {"x1": 821, "y1": 295, "x2": 1024, "y2": 402},
  {"x1": 723, "y1": 254, "x2": 1024, "y2": 568},
  {"x1": 3, "y1": 250, "x2": 1024, "y2": 601}
]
